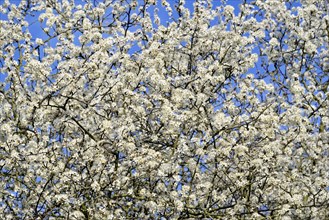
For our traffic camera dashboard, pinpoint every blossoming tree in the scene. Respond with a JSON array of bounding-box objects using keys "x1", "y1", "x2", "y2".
[{"x1": 0, "y1": 0, "x2": 328, "y2": 219}]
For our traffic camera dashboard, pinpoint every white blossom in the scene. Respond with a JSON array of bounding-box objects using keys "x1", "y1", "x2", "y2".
[{"x1": 0, "y1": 0, "x2": 328, "y2": 219}]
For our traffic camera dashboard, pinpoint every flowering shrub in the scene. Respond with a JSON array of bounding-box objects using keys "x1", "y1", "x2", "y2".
[{"x1": 0, "y1": 0, "x2": 328, "y2": 219}]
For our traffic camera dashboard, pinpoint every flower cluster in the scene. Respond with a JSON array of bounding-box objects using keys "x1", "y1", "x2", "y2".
[{"x1": 0, "y1": 0, "x2": 328, "y2": 219}]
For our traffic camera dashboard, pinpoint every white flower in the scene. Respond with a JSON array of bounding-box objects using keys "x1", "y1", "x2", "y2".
[
  {"x1": 269, "y1": 38, "x2": 279, "y2": 46},
  {"x1": 71, "y1": 211, "x2": 85, "y2": 218},
  {"x1": 175, "y1": 200, "x2": 184, "y2": 212},
  {"x1": 82, "y1": 18, "x2": 92, "y2": 30},
  {"x1": 235, "y1": 145, "x2": 248, "y2": 155},
  {"x1": 103, "y1": 120, "x2": 111, "y2": 129},
  {"x1": 282, "y1": 216, "x2": 292, "y2": 220},
  {"x1": 144, "y1": 201, "x2": 157, "y2": 211},
  {"x1": 224, "y1": 5, "x2": 235, "y2": 16},
  {"x1": 91, "y1": 181, "x2": 101, "y2": 191},
  {"x1": 305, "y1": 41, "x2": 317, "y2": 54},
  {"x1": 195, "y1": 148, "x2": 204, "y2": 156},
  {"x1": 35, "y1": 38, "x2": 44, "y2": 45}
]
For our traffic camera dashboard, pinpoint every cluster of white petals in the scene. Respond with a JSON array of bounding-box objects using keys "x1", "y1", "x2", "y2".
[{"x1": 0, "y1": 0, "x2": 329, "y2": 219}]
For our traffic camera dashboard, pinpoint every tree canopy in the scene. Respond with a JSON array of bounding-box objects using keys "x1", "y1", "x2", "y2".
[{"x1": 0, "y1": 0, "x2": 329, "y2": 219}]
